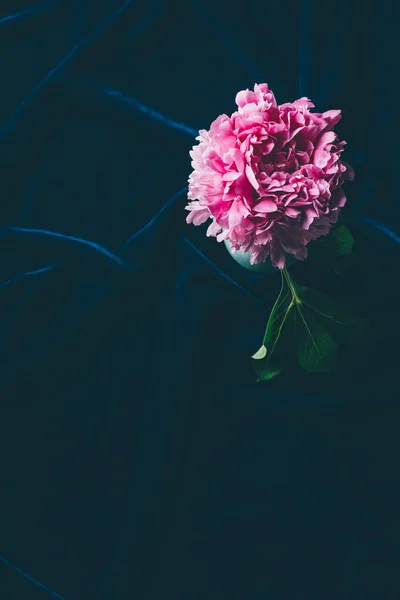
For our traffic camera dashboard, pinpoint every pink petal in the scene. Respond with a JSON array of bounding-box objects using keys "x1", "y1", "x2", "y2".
[
  {"x1": 313, "y1": 131, "x2": 337, "y2": 168},
  {"x1": 216, "y1": 229, "x2": 229, "y2": 242},
  {"x1": 303, "y1": 207, "x2": 319, "y2": 230},
  {"x1": 228, "y1": 200, "x2": 248, "y2": 227},
  {"x1": 186, "y1": 206, "x2": 210, "y2": 226},
  {"x1": 245, "y1": 164, "x2": 259, "y2": 190},
  {"x1": 222, "y1": 171, "x2": 242, "y2": 181},
  {"x1": 331, "y1": 188, "x2": 347, "y2": 208},
  {"x1": 322, "y1": 109, "x2": 342, "y2": 126},
  {"x1": 206, "y1": 220, "x2": 222, "y2": 237},
  {"x1": 255, "y1": 199, "x2": 278, "y2": 213},
  {"x1": 342, "y1": 161, "x2": 355, "y2": 181},
  {"x1": 285, "y1": 207, "x2": 300, "y2": 218},
  {"x1": 269, "y1": 244, "x2": 286, "y2": 269},
  {"x1": 235, "y1": 89, "x2": 256, "y2": 108},
  {"x1": 232, "y1": 149, "x2": 245, "y2": 173}
]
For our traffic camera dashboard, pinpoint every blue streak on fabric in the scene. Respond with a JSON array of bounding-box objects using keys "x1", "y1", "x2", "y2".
[
  {"x1": 362, "y1": 217, "x2": 400, "y2": 244},
  {"x1": 181, "y1": 234, "x2": 263, "y2": 305},
  {"x1": 0, "y1": 0, "x2": 135, "y2": 140},
  {"x1": 124, "y1": 187, "x2": 188, "y2": 245},
  {"x1": 189, "y1": 0, "x2": 263, "y2": 82},
  {"x1": 0, "y1": 9, "x2": 39, "y2": 27},
  {"x1": 96, "y1": 86, "x2": 199, "y2": 137},
  {"x1": 0, "y1": 263, "x2": 57, "y2": 288},
  {"x1": 0, "y1": 554, "x2": 65, "y2": 600},
  {"x1": 3, "y1": 226, "x2": 127, "y2": 266}
]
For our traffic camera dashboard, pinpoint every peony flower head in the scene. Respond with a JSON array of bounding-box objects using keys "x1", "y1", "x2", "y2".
[{"x1": 185, "y1": 83, "x2": 354, "y2": 268}]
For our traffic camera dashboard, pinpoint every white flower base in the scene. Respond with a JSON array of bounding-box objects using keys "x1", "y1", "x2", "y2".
[{"x1": 224, "y1": 239, "x2": 295, "y2": 274}]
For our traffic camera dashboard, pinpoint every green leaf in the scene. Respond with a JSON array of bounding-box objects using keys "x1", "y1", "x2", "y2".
[
  {"x1": 306, "y1": 225, "x2": 355, "y2": 273},
  {"x1": 330, "y1": 225, "x2": 354, "y2": 254},
  {"x1": 295, "y1": 285, "x2": 370, "y2": 344},
  {"x1": 252, "y1": 272, "x2": 295, "y2": 381},
  {"x1": 261, "y1": 276, "x2": 293, "y2": 349},
  {"x1": 252, "y1": 268, "x2": 370, "y2": 381},
  {"x1": 294, "y1": 306, "x2": 339, "y2": 372},
  {"x1": 279, "y1": 270, "x2": 339, "y2": 373},
  {"x1": 253, "y1": 360, "x2": 283, "y2": 382}
]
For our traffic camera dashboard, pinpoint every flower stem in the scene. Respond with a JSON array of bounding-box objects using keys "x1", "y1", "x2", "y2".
[{"x1": 282, "y1": 268, "x2": 301, "y2": 304}]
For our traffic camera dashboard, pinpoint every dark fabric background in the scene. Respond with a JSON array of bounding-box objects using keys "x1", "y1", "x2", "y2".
[{"x1": 1, "y1": 1, "x2": 399, "y2": 598}]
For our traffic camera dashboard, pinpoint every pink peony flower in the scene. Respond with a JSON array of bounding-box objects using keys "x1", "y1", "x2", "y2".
[{"x1": 185, "y1": 83, "x2": 354, "y2": 268}]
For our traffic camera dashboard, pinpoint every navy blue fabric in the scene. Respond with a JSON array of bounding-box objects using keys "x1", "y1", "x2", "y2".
[{"x1": 1, "y1": 1, "x2": 399, "y2": 598}]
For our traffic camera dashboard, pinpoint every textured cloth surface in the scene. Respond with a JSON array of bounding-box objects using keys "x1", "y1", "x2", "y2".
[{"x1": 1, "y1": 1, "x2": 399, "y2": 598}]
